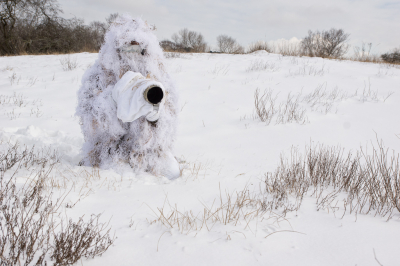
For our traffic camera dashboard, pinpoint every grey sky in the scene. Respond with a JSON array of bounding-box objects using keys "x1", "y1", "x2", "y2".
[{"x1": 58, "y1": 0, "x2": 400, "y2": 54}]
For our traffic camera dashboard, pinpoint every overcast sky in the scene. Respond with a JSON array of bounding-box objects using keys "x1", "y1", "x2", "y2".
[{"x1": 58, "y1": 0, "x2": 400, "y2": 54}]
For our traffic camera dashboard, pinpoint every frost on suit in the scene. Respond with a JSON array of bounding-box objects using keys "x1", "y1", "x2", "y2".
[{"x1": 76, "y1": 15, "x2": 179, "y2": 179}]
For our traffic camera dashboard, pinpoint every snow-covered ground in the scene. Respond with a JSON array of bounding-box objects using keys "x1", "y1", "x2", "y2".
[{"x1": 1, "y1": 52, "x2": 399, "y2": 265}]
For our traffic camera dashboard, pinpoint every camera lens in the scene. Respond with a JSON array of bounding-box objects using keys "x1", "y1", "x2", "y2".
[{"x1": 146, "y1": 86, "x2": 163, "y2": 104}]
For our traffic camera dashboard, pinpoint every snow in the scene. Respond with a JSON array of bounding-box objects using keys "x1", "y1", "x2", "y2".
[{"x1": 1, "y1": 50, "x2": 400, "y2": 265}]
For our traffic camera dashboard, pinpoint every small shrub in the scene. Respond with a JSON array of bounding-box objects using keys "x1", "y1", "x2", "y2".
[
  {"x1": 301, "y1": 28, "x2": 350, "y2": 58},
  {"x1": 254, "y1": 88, "x2": 277, "y2": 124},
  {"x1": 381, "y1": 48, "x2": 400, "y2": 64},
  {"x1": 51, "y1": 215, "x2": 114, "y2": 265},
  {"x1": 170, "y1": 28, "x2": 208, "y2": 53},
  {"x1": 253, "y1": 88, "x2": 308, "y2": 125},
  {"x1": 216, "y1": 35, "x2": 244, "y2": 54},
  {"x1": 247, "y1": 40, "x2": 272, "y2": 53},
  {"x1": 60, "y1": 55, "x2": 78, "y2": 71},
  {"x1": 160, "y1": 40, "x2": 178, "y2": 52},
  {"x1": 0, "y1": 142, "x2": 114, "y2": 265},
  {"x1": 150, "y1": 187, "x2": 261, "y2": 233}
]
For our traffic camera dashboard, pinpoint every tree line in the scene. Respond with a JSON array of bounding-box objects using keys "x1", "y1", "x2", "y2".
[
  {"x1": 1, "y1": 0, "x2": 399, "y2": 63},
  {"x1": 0, "y1": 0, "x2": 117, "y2": 55}
]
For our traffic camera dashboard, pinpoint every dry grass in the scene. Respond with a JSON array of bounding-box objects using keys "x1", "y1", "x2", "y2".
[
  {"x1": 147, "y1": 184, "x2": 291, "y2": 239},
  {"x1": 264, "y1": 140, "x2": 400, "y2": 220},
  {"x1": 246, "y1": 59, "x2": 279, "y2": 72},
  {"x1": 50, "y1": 164, "x2": 129, "y2": 196},
  {"x1": 0, "y1": 92, "x2": 43, "y2": 120},
  {"x1": 302, "y1": 82, "x2": 348, "y2": 114},
  {"x1": 253, "y1": 88, "x2": 308, "y2": 125},
  {"x1": 1, "y1": 66, "x2": 14, "y2": 71},
  {"x1": 178, "y1": 157, "x2": 220, "y2": 181},
  {"x1": 275, "y1": 93, "x2": 308, "y2": 124},
  {"x1": 288, "y1": 61, "x2": 328, "y2": 77},
  {"x1": 148, "y1": 138, "x2": 399, "y2": 245},
  {"x1": 208, "y1": 63, "x2": 230, "y2": 77},
  {"x1": 303, "y1": 80, "x2": 393, "y2": 114},
  {"x1": 253, "y1": 81, "x2": 393, "y2": 121},
  {"x1": 0, "y1": 92, "x2": 26, "y2": 107}
]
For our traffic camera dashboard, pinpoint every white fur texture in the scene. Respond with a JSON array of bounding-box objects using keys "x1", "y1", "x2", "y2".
[{"x1": 76, "y1": 15, "x2": 179, "y2": 176}]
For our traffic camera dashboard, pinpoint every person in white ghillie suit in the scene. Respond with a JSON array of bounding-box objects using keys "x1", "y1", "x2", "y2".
[{"x1": 76, "y1": 15, "x2": 180, "y2": 179}]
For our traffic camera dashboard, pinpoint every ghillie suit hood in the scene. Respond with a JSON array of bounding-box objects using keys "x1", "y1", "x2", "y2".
[{"x1": 76, "y1": 15, "x2": 179, "y2": 176}]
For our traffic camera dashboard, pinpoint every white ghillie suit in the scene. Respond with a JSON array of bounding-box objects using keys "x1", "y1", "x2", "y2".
[{"x1": 76, "y1": 15, "x2": 180, "y2": 179}]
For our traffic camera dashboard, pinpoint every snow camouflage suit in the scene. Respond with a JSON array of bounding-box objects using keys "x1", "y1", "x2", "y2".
[{"x1": 76, "y1": 15, "x2": 179, "y2": 176}]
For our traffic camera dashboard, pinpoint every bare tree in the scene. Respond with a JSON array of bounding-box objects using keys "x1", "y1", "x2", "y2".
[
  {"x1": 172, "y1": 28, "x2": 189, "y2": 48},
  {"x1": 171, "y1": 28, "x2": 207, "y2": 52},
  {"x1": 89, "y1": 21, "x2": 107, "y2": 49},
  {"x1": 87, "y1": 13, "x2": 118, "y2": 50},
  {"x1": 0, "y1": 0, "x2": 62, "y2": 54},
  {"x1": 105, "y1": 12, "x2": 119, "y2": 27},
  {"x1": 188, "y1": 30, "x2": 207, "y2": 52},
  {"x1": 216, "y1": 34, "x2": 244, "y2": 54},
  {"x1": 301, "y1": 28, "x2": 350, "y2": 58}
]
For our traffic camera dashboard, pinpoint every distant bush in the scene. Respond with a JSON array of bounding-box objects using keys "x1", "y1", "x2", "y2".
[
  {"x1": 301, "y1": 28, "x2": 350, "y2": 58},
  {"x1": 216, "y1": 34, "x2": 244, "y2": 54},
  {"x1": 164, "y1": 28, "x2": 208, "y2": 53},
  {"x1": 381, "y1": 48, "x2": 400, "y2": 64},
  {"x1": 247, "y1": 40, "x2": 272, "y2": 53},
  {"x1": 160, "y1": 39, "x2": 179, "y2": 52}
]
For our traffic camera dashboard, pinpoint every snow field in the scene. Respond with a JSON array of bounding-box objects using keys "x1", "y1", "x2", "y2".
[{"x1": 0, "y1": 52, "x2": 400, "y2": 265}]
